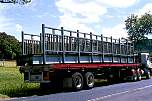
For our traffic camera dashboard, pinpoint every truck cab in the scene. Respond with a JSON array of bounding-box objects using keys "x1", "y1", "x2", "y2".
[
  {"x1": 140, "y1": 53, "x2": 151, "y2": 68},
  {"x1": 140, "y1": 53, "x2": 151, "y2": 78}
]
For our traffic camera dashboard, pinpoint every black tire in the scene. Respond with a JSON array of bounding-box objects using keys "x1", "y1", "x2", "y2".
[
  {"x1": 132, "y1": 75, "x2": 137, "y2": 81},
  {"x1": 137, "y1": 74, "x2": 142, "y2": 81},
  {"x1": 137, "y1": 69, "x2": 142, "y2": 81},
  {"x1": 146, "y1": 71, "x2": 151, "y2": 79},
  {"x1": 72, "y1": 72, "x2": 83, "y2": 90},
  {"x1": 84, "y1": 72, "x2": 95, "y2": 88}
]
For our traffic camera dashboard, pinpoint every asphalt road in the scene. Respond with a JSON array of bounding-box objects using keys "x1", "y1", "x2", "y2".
[{"x1": 10, "y1": 79, "x2": 152, "y2": 101}]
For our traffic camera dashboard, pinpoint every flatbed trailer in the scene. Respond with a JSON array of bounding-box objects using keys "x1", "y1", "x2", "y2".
[{"x1": 17, "y1": 24, "x2": 151, "y2": 90}]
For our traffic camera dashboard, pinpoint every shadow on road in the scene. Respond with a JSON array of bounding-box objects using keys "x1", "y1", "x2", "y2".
[
  {"x1": 7, "y1": 78, "x2": 149, "y2": 98},
  {"x1": 9, "y1": 79, "x2": 115, "y2": 97}
]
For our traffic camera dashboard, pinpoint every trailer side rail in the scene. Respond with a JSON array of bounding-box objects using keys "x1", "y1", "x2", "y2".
[{"x1": 20, "y1": 24, "x2": 135, "y2": 65}]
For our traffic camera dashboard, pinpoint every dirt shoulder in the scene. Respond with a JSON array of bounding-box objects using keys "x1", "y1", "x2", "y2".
[{"x1": 0, "y1": 94, "x2": 10, "y2": 101}]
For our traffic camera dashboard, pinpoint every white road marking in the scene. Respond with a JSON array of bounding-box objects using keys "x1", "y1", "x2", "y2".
[{"x1": 88, "y1": 84, "x2": 152, "y2": 101}]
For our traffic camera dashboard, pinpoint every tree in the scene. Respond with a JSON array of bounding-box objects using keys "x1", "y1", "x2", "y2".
[
  {"x1": 125, "y1": 13, "x2": 152, "y2": 46},
  {"x1": 0, "y1": 32, "x2": 21, "y2": 59},
  {"x1": 0, "y1": 0, "x2": 31, "y2": 4}
]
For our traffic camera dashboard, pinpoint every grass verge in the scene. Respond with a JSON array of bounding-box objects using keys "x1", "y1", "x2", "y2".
[
  {"x1": 0, "y1": 66, "x2": 111, "y2": 99},
  {"x1": 0, "y1": 67, "x2": 39, "y2": 98}
]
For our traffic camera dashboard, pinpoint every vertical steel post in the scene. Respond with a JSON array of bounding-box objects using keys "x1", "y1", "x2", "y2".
[
  {"x1": 40, "y1": 33, "x2": 42, "y2": 54},
  {"x1": 84, "y1": 33, "x2": 86, "y2": 51},
  {"x1": 129, "y1": 43, "x2": 131, "y2": 55},
  {"x1": 90, "y1": 32, "x2": 93, "y2": 63},
  {"x1": 70, "y1": 32, "x2": 72, "y2": 51},
  {"x1": 52, "y1": 29, "x2": 55, "y2": 51},
  {"x1": 96, "y1": 35, "x2": 98, "y2": 52},
  {"x1": 133, "y1": 42, "x2": 135, "y2": 63},
  {"x1": 31, "y1": 35, "x2": 34, "y2": 54},
  {"x1": 61, "y1": 27, "x2": 65, "y2": 63},
  {"x1": 129, "y1": 43, "x2": 132, "y2": 63},
  {"x1": 21, "y1": 31, "x2": 24, "y2": 55},
  {"x1": 56, "y1": 34, "x2": 59, "y2": 51},
  {"x1": 106, "y1": 37, "x2": 108, "y2": 53},
  {"x1": 126, "y1": 39, "x2": 129, "y2": 63},
  {"x1": 77, "y1": 30, "x2": 80, "y2": 63},
  {"x1": 111, "y1": 36, "x2": 114, "y2": 63},
  {"x1": 119, "y1": 38, "x2": 121, "y2": 63},
  {"x1": 101, "y1": 34, "x2": 104, "y2": 63},
  {"x1": 42, "y1": 24, "x2": 46, "y2": 64}
]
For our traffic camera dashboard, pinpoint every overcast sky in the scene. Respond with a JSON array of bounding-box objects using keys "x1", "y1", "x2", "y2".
[{"x1": 0, "y1": 0, "x2": 152, "y2": 41}]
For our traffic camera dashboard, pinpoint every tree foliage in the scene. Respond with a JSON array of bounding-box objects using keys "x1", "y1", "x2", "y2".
[
  {"x1": 125, "y1": 13, "x2": 152, "y2": 45},
  {"x1": 0, "y1": 32, "x2": 21, "y2": 59}
]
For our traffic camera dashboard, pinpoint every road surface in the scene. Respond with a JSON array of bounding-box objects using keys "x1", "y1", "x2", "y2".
[{"x1": 10, "y1": 79, "x2": 152, "y2": 101}]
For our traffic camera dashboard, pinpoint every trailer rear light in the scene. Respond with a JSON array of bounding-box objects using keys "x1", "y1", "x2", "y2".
[
  {"x1": 43, "y1": 71, "x2": 49, "y2": 80},
  {"x1": 127, "y1": 69, "x2": 136, "y2": 76}
]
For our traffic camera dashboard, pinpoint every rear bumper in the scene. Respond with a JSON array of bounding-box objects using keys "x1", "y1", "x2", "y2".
[
  {"x1": 24, "y1": 80, "x2": 51, "y2": 83},
  {"x1": 24, "y1": 71, "x2": 53, "y2": 83}
]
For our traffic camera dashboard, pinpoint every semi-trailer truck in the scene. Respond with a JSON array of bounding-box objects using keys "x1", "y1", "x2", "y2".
[{"x1": 17, "y1": 24, "x2": 151, "y2": 90}]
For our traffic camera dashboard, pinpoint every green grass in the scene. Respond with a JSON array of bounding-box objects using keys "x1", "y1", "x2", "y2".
[
  {"x1": 0, "y1": 67, "x2": 39, "y2": 98},
  {"x1": 0, "y1": 60, "x2": 16, "y2": 67},
  {"x1": 0, "y1": 65, "x2": 111, "y2": 99}
]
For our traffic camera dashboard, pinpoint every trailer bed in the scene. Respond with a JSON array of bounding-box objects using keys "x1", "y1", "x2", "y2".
[{"x1": 17, "y1": 24, "x2": 136, "y2": 66}]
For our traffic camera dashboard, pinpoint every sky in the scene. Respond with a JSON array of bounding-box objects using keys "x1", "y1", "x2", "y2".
[{"x1": 0, "y1": 0, "x2": 152, "y2": 41}]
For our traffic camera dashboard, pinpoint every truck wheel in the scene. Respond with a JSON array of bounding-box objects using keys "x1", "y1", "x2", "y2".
[
  {"x1": 132, "y1": 75, "x2": 137, "y2": 81},
  {"x1": 84, "y1": 72, "x2": 95, "y2": 88},
  {"x1": 72, "y1": 72, "x2": 83, "y2": 90},
  {"x1": 137, "y1": 69, "x2": 142, "y2": 81},
  {"x1": 137, "y1": 74, "x2": 142, "y2": 81},
  {"x1": 146, "y1": 71, "x2": 151, "y2": 79}
]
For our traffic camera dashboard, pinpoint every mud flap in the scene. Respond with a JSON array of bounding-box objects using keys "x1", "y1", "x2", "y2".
[{"x1": 63, "y1": 78, "x2": 72, "y2": 88}]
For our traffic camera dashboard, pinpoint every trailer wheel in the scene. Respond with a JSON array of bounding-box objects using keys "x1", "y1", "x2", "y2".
[
  {"x1": 132, "y1": 75, "x2": 137, "y2": 81},
  {"x1": 84, "y1": 72, "x2": 95, "y2": 88},
  {"x1": 72, "y1": 72, "x2": 83, "y2": 90}
]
